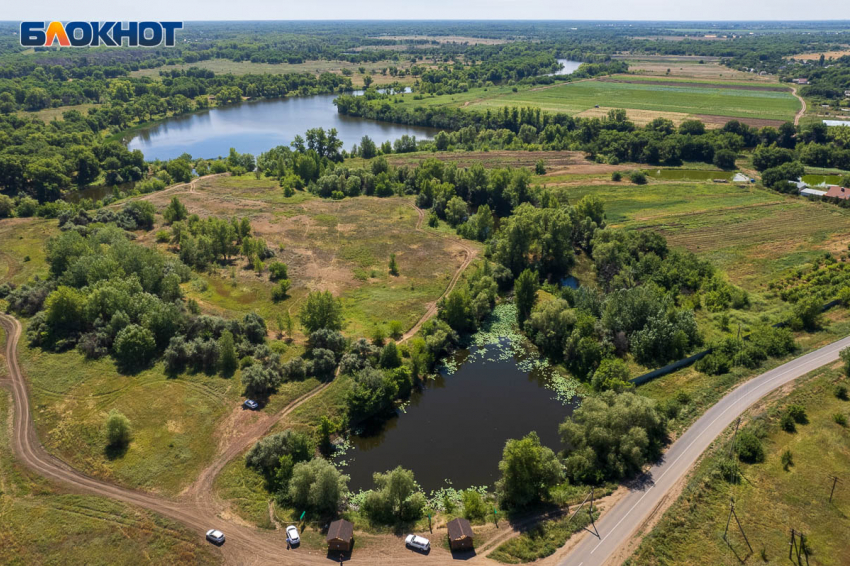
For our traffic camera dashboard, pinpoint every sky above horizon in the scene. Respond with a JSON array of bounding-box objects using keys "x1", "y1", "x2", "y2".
[{"x1": 4, "y1": 0, "x2": 847, "y2": 22}]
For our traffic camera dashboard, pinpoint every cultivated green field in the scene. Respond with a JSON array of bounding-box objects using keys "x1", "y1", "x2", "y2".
[
  {"x1": 628, "y1": 366, "x2": 850, "y2": 566},
  {"x1": 545, "y1": 179, "x2": 850, "y2": 291},
  {"x1": 392, "y1": 79, "x2": 800, "y2": 122}
]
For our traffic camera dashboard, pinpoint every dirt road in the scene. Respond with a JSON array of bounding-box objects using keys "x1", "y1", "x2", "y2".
[
  {"x1": 400, "y1": 204, "x2": 478, "y2": 342},
  {"x1": 791, "y1": 86, "x2": 806, "y2": 126}
]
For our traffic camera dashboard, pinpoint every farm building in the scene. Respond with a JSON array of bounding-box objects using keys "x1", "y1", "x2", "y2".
[
  {"x1": 326, "y1": 519, "x2": 354, "y2": 552},
  {"x1": 446, "y1": 518, "x2": 475, "y2": 551},
  {"x1": 801, "y1": 188, "x2": 826, "y2": 198},
  {"x1": 792, "y1": 78, "x2": 809, "y2": 85},
  {"x1": 824, "y1": 120, "x2": 850, "y2": 127},
  {"x1": 825, "y1": 185, "x2": 850, "y2": 200}
]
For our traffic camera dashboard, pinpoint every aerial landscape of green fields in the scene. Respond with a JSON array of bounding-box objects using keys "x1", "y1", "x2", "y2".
[{"x1": 1, "y1": 8, "x2": 850, "y2": 566}]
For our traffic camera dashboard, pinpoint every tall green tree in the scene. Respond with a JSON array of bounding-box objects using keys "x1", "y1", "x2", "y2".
[
  {"x1": 560, "y1": 391, "x2": 667, "y2": 483},
  {"x1": 163, "y1": 197, "x2": 188, "y2": 224},
  {"x1": 288, "y1": 457, "x2": 349, "y2": 516},
  {"x1": 299, "y1": 291, "x2": 343, "y2": 333},
  {"x1": 495, "y1": 432, "x2": 563, "y2": 509},
  {"x1": 363, "y1": 466, "x2": 426, "y2": 523},
  {"x1": 105, "y1": 410, "x2": 132, "y2": 448},
  {"x1": 515, "y1": 269, "x2": 538, "y2": 326},
  {"x1": 218, "y1": 330, "x2": 237, "y2": 375}
]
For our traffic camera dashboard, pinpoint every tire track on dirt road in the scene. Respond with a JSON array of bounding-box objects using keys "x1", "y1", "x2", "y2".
[
  {"x1": 791, "y1": 86, "x2": 806, "y2": 126},
  {"x1": 400, "y1": 204, "x2": 478, "y2": 342}
]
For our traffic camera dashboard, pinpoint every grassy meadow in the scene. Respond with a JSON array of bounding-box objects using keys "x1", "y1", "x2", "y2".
[
  {"x1": 542, "y1": 178, "x2": 850, "y2": 292},
  {"x1": 142, "y1": 174, "x2": 478, "y2": 340},
  {"x1": 626, "y1": 365, "x2": 850, "y2": 566},
  {"x1": 0, "y1": 370, "x2": 220, "y2": 565}
]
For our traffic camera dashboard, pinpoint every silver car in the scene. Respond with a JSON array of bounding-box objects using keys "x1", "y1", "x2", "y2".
[
  {"x1": 286, "y1": 525, "x2": 300, "y2": 546},
  {"x1": 405, "y1": 534, "x2": 430, "y2": 552}
]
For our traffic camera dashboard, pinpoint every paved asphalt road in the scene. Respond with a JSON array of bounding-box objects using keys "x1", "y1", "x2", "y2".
[{"x1": 560, "y1": 333, "x2": 850, "y2": 566}]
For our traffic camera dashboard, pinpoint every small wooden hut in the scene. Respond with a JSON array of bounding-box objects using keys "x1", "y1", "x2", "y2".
[
  {"x1": 446, "y1": 517, "x2": 474, "y2": 551},
  {"x1": 326, "y1": 519, "x2": 354, "y2": 552}
]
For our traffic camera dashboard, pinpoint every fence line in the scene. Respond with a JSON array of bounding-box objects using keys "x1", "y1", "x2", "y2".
[{"x1": 629, "y1": 299, "x2": 843, "y2": 386}]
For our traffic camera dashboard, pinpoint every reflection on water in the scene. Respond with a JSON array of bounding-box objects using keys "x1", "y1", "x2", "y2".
[
  {"x1": 126, "y1": 92, "x2": 439, "y2": 161},
  {"x1": 340, "y1": 343, "x2": 574, "y2": 492},
  {"x1": 547, "y1": 59, "x2": 583, "y2": 76}
]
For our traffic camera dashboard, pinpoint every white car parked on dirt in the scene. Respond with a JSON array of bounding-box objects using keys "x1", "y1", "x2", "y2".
[
  {"x1": 286, "y1": 525, "x2": 300, "y2": 546},
  {"x1": 405, "y1": 534, "x2": 430, "y2": 552},
  {"x1": 205, "y1": 529, "x2": 225, "y2": 545}
]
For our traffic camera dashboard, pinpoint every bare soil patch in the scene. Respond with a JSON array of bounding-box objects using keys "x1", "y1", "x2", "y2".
[
  {"x1": 787, "y1": 49, "x2": 850, "y2": 61},
  {"x1": 575, "y1": 106, "x2": 696, "y2": 127}
]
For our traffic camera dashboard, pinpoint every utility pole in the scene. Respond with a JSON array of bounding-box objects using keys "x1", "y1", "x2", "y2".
[
  {"x1": 588, "y1": 487, "x2": 599, "y2": 538},
  {"x1": 567, "y1": 488, "x2": 599, "y2": 538},
  {"x1": 828, "y1": 475, "x2": 841, "y2": 503},
  {"x1": 723, "y1": 498, "x2": 753, "y2": 554},
  {"x1": 728, "y1": 418, "x2": 741, "y2": 459},
  {"x1": 789, "y1": 529, "x2": 810, "y2": 566}
]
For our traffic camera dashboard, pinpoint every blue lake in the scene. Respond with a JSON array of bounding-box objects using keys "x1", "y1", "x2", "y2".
[{"x1": 126, "y1": 91, "x2": 439, "y2": 161}]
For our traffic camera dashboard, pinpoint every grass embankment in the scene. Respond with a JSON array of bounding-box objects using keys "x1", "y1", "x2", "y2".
[
  {"x1": 386, "y1": 78, "x2": 800, "y2": 124},
  {"x1": 489, "y1": 508, "x2": 598, "y2": 564},
  {"x1": 627, "y1": 365, "x2": 850, "y2": 566},
  {"x1": 0, "y1": 356, "x2": 220, "y2": 565}
]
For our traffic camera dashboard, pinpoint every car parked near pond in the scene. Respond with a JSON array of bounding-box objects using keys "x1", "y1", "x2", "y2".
[
  {"x1": 206, "y1": 529, "x2": 225, "y2": 545},
  {"x1": 243, "y1": 399, "x2": 259, "y2": 410},
  {"x1": 405, "y1": 534, "x2": 430, "y2": 552},
  {"x1": 286, "y1": 525, "x2": 300, "y2": 546}
]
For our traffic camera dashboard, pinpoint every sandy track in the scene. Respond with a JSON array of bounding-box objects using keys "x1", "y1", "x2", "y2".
[
  {"x1": 791, "y1": 86, "x2": 807, "y2": 126},
  {"x1": 107, "y1": 172, "x2": 231, "y2": 210},
  {"x1": 401, "y1": 204, "x2": 478, "y2": 342}
]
